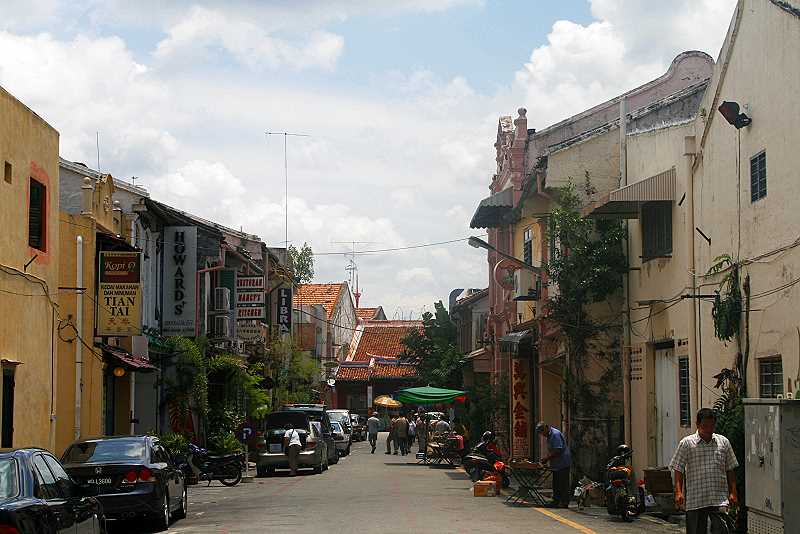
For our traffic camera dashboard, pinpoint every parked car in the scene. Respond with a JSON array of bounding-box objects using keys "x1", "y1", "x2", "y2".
[
  {"x1": 61, "y1": 435, "x2": 187, "y2": 531},
  {"x1": 326, "y1": 409, "x2": 353, "y2": 454},
  {"x1": 0, "y1": 448, "x2": 105, "y2": 533},
  {"x1": 256, "y1": 411, "x2": 330, "y2": 476},
  {"x1": 350, "y1": 414, "x2": 366, "y2": 442},
  {"x1": 280, "y1": 404, "x2": 338, "y2": 466},
  {"x1": 329, "y1": 421, "x2": 350, "y2": 456}
]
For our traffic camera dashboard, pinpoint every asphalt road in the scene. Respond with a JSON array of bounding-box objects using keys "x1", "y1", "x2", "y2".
[{"x1": 109, "y1": 433, "x2": 684, "y2": 534}]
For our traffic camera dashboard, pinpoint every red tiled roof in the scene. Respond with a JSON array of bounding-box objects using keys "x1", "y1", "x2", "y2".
[
  {"x1": 347, "y1": 320, "x2": 423, "y2": 362},
  {"x1": 336, "y1": 365, "x2": 371, "y2": 382},
  {"x1": 372, "y1": 362, "x2": 417, "y2": 379},
  {"x1": 356, "y1": 307, "x2": 379, "y2": 320},
  {"x1": 295, "y1": 283, "x2": 347, "y2": 320}
]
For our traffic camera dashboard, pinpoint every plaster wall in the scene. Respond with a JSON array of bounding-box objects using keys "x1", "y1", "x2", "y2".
[{"x1": 0, "y1": 86, "x2": 60, "y2": 449}]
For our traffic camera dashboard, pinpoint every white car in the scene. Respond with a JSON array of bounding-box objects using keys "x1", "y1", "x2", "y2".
[{"x1": 330, "y1": 421, "x2": 350, "y2": 456}]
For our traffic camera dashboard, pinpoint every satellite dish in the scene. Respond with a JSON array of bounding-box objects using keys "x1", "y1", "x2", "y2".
[{"x1": 327, "y1": 378, "x2": 336, "y2": 387}]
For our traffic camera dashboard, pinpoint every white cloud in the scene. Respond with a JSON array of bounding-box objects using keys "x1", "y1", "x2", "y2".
[{"x1": 154, "y1": 6, "x2": 344, "y2": 71}]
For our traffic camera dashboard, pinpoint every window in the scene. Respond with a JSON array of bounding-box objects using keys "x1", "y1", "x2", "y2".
[
  {"x1": 42, "y1": 454, "x2": 74, "y2": 499},
  {"x1": 759, "y1": 358, "x2": 783, "y2": 398},
  {"x1": 641, "y1": 201, "x2": 672, "y2": 259},
  {"x1": 679, "y1": 357, "x2": 690, "y2": 427},
  {"x1": 751, "y1": 151, "x2": 766, "y2": 202},
  {"x1": 31, "y1": 454, "x2": 61, "y2": 500},
  {"x1": 523, "y1": 227, "x2": 533, "y2": 265},
  {"x1": 3, "y1": 161, "x2": 11, "y2": 184},
  {"x1": 151, "y1": 444, "x2": 170, "y2": 464},
  {"x1": 28, "y1": 178, "x2": 46, "y2": 250}
]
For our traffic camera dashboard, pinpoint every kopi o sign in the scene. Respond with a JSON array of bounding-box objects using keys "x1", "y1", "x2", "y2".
[{"x1": 97, "y1": 251, "x2": 142, "y2": 336}]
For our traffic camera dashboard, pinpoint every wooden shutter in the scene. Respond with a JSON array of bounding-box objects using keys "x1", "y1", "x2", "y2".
[{"x1": 28, "y1": 178, "x2": 46, "y2": 250}]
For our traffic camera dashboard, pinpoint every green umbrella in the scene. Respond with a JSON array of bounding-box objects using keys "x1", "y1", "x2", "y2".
[{"x1": 395, "y1": 386, "x2": 467, "y2": 405}]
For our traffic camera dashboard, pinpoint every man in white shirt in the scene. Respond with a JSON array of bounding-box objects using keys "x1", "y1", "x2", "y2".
[
  {"x1": 670, "y1": 408, "x2": 739, "y2": 534},
  {"x1": 283, "y1": 423, "x2": 302, "y2": 476},
  {"x1": 366, "y1": 413, "x2": 381, "y2": 454},
  {"x1": 434, "y1": 418, "x2": 451, "y2": 433}
]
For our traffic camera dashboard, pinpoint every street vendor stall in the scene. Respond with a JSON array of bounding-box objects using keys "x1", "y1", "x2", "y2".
[
  {"x1": 394, "y1": 387, "x2": 468, "y2": 466},
  {"x1": 395, "y1": 386, "x2": 466, "y2": 405}
]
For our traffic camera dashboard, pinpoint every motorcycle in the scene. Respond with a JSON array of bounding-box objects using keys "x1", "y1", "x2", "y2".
[
  {"x1": 463, "y1": 432, "x2": 511, "y2": 488},
  {"x1": 183, "y1": 443, "x2": 245, "y2": 487},
  {"x1": 604, "y1": 444, "x2": 644, "y2": 522}
]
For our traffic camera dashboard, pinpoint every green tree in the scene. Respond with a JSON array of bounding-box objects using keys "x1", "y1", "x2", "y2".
[
  {"x1": 288, "y1": 242, "x2": 315, "y2": 283},
  {"x1": 269, "y1": 338, "x2": 321, "y2": 407},
  {"x1": 401, "y1": 301, "x2": 463, "y2": 388},
  {"x1": 546, "y1": 181, "x2": 626, "y2": 476}
]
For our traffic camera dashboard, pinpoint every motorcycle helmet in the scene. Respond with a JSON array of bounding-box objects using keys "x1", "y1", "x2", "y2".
[
  {"x1": 616, "y1": 444, "x2": 632, "y2": 457},
  {"x1": 482, "y1": 431, "x2": 495, "y2": 442}
]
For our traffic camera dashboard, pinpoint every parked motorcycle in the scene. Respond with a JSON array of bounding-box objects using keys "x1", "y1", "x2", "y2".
[
  {"x1": 183, "y1": 443, "x2": 245, "y2": 487},
  {"x1": 463, "y1": 432, "x2": 511, "y2": 488},
  {"x1": 605, "y1": 444, "x2": 644, "y2": 522}
]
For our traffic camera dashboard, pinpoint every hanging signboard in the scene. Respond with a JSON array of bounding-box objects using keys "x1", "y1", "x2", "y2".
[
  {"x1": 237, "y1": 306, "x2": 266, "y2": 320},
  {"x1": 237, "y1": 320, "x2": 262, "y2": 341},
  {"x1": 97, "y1": 251, "x2": 142, "y2": 336},
  {"x1": 236, "y1": 291, "x2": 265, "y2": 305},
  {"x1": 163, "y1": 226, "x2": 197, "y2": 336},
  {"x1": 277, "y1": 287, "x2": 292, "y2": 336},
  {"x1": 511, "y1": 359, "x2": 531, "y2": 458},
  {"x1": 236, "y1": 276, "x2": 265, "y2": 291}
]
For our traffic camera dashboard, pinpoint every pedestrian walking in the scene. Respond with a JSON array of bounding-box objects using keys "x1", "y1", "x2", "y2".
[
  {"x1": 416, "y1": 415, "x2": 427, "y2": 453},
  {"x1": 536, "y1": 421, "x2": 572, "y2": 508},
  {"x1": 408, "y1": 415, "x2": 416, "y2": 453},
  {"x1": 670, "y1": 408, "x2": 739, "y2": 534},
  {"x1": 283, "y1": 423, "x2": 302, "y2": 476},
  {"x1": 367, "y1": 412, "x2": 380, "y2": 454},
  {"x1": 386, "y1": 415, "x2": 397, "y2": 455},
  {"x1": 395, "y1": 414, "x2": 409, "y2": 455}
]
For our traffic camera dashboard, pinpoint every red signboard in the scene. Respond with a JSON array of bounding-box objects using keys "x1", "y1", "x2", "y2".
[{"x1": 511, "y1": 359, "x2": 530, "y2": 458}]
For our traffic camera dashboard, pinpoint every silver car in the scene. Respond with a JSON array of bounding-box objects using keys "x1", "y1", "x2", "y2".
[
  {"x1": 330, "y1": 421, "x2": 349, "y2": 456},
  {"x1": 256, "y1": 412, "x2": 329, "y2": 476}
]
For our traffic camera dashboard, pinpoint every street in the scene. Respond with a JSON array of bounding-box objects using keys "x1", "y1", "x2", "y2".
[{"x1": 110, "y1": 434, "x2": 682, "y2": 534}]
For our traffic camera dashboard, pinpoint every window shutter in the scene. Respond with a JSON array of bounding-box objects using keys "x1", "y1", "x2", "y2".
[{"x1": 28, "y1": 179, "x2": 46, "y2": 250}]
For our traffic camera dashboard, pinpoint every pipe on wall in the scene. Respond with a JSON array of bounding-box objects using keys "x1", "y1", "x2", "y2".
[{"x1": 75, "y1": 235, "x2": 84, "y2": 440}]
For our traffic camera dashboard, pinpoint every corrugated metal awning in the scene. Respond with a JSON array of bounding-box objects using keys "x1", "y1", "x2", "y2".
[
  {"x1": 584, "y1": 167, "x2": 676, "y2": 219},
  {"x1": 470, "y1": 188, "x2": 514, "y2": 228}
]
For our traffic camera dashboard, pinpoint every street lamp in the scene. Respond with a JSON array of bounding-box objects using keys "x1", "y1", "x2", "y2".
[{"x1": 468, "y1": 236, "x2": 542, "y2": 274}]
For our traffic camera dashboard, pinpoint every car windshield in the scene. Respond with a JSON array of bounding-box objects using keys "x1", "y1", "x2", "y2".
[
  {"x1": 266, "y1": 412, "x2": 309, "y2": 430},
  {"x1": 0, "y1": 459, "x2": 19, "y2": 500},
  {"x1": 62, "y1": 439, "x2": 147, "y2": 464},
  {"x1": 330, "y1": 422, "x2": 343, "y2": 432},
  {"x1": 328, "y1": 412, "x2": 349, "y2": 424}
]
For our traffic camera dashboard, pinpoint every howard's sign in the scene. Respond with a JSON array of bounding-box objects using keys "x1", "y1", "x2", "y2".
[{"x1": 163, "y1": 226, "x2": 197, "y2": 336}]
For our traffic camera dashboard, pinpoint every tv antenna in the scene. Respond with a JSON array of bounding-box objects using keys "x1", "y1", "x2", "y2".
[
  {"x1": 266, "y1": 131, "x2": 311, "y2": 248},
  {"x1": 330, "y1": 240, "x2": 378, "y2": 307}
]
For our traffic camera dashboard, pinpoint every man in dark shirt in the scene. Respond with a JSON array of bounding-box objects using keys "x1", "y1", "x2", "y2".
[{"x1": 536, "y1": 421, "x2": 572, "y2": 508}]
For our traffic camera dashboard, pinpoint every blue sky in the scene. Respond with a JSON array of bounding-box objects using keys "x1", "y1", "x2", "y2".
[{"x1": 0, "y1": 0, "x2": 735, "y2": 315}]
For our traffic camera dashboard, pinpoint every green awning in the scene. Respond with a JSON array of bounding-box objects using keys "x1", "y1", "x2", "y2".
[{"x1": 395, "y1": 386, "x2": 467, "y2": 405}]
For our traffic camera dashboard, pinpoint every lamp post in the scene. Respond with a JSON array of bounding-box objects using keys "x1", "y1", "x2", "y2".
[{"x1": 468, "y1": 236, "x2": 542, "y2": 274}]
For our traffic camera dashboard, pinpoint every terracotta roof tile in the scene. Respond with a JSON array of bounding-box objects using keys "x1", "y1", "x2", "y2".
[
  {"x1": 347, "y1": 321, "x2": 423, "y2": 362},
  {"x1": 335, "y1": 365, "x2": 370, "y2": 382},
  {"x1": 295, "y1": 283, "x2": 347, "y2": 320},
  {"x1": 372, "y1": 361, "x2": 417, "y2": 379},
  {"x1": 356, "y1": 307, "x2": 379, "y2": 320}
]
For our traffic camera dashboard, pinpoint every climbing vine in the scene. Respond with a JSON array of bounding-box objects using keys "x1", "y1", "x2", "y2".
[{"x1": 707, "y1": 254, "x2": 742, "y2": 342}]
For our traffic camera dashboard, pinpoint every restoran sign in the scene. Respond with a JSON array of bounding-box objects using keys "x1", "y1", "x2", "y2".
[{"x1": 97, "y1": 251, "x2": 142, "y2": 336}]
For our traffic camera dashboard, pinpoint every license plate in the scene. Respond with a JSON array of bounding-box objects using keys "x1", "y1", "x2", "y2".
[
  {"x1": 269, "y1": 444, "x2": 282, "y2": 453},
  {"x1": 87, "y1": 478, "x2": 112, "y2": 485}
]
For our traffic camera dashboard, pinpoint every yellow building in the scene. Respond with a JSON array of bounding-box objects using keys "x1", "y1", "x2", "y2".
[
  {"x1": 0, "y1": 85, "x2": 60, "y2": 450},
  {"x1": 55, "y1": 166, "x2": 151, "y2": 453}
]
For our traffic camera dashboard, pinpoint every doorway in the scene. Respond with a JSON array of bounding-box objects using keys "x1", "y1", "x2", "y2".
[
  {"x1": 655, "y1": 348, "x2": 678, "y2": 466},
  {"x1": 2, "y1": 369, "x2": 15, "y2": 447}
]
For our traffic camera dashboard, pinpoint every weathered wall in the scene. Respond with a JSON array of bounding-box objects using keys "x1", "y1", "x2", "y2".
[
  {"x1": 694, "y1": 0, "x2": 800, "y2": 402},
  {"x1": 0, "y1": 86, "x2": 60, "y2": 449}
]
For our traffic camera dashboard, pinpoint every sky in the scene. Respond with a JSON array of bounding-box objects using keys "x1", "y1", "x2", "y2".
[{"x1": 0, "y1": 0, "x2": 737, "y2": 319}]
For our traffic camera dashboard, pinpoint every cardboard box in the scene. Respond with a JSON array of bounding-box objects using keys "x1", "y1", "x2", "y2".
[{"x1": 473, "y1": 481, "x2": 496, "y2": 497}]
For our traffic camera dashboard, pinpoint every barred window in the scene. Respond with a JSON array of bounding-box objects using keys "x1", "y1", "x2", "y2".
[
  {"x1": 523, "y1": 227, "x2": 533, "y2": 265},
  {"x1": 641, "y1": 201, "x2": 672, "y2": 259},
  {"x1": 750, "y1": 151, "x2": 766, "y2": 202},
  {"x1": 679, "y1": 357, "x2": 690, "y2": 427},
  {"x1": 759, "y1": 359, "x2": 783, "y2": 398}
]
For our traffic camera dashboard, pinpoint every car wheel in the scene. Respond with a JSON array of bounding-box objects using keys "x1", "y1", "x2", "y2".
[
  {"x1": 172, "y1": 486, "x2": 188, "y2": 520},
  {"x1": 152, "y1": 491, "x2": 170, "y2": 531},
  {"x1": 313, "y1": 461, "x2": 323, "y2": 474},
  {"x1": 330, "y1": 448, "x2": 339, "y2": 464},
  {"x1": 256, "y1": 465, "x2": 267, "y2": 477}
]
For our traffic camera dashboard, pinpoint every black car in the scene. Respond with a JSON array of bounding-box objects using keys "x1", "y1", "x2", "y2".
[
  {"x1": 0, "y1": 447, "x2": 104, "y2": 533},
  {"x1": 61, "y1": 436, "x2": 186, "y2": 531},
  {"x1": 279, "y1": 404, "x2": 338, "y2": 466}
]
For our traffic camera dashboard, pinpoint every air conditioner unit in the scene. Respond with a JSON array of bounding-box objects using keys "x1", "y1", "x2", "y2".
[
  {"x1": 235, "y1": 339, "x2": 246, "y2": 354},
  {"x1": 214, "y1": 287, "x2": 231, "y2": 312},
  {"x1": 513, "y1": 269, "x2": 533, "y2": 299},
  {"x1": 213, "y1": 316, "x2": 231, "y2": 339}
]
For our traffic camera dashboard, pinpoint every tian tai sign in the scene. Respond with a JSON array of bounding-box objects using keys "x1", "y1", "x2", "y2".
[
  {"x1": 163, "y1": 226, "x2": 197, "y2": 336},
  {"x1": 97, "y1": 251, "x2": 142, "y2": 336}
]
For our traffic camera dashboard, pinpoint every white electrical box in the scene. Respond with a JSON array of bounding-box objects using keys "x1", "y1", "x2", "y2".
[{"x1": 744, "y1": 398, "x2": 800, "y2": 534}]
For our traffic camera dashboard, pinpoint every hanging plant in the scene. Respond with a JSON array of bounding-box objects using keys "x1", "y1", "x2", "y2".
[{"x1": 707, "y1": 255, "x2": 742, "y2": 342}]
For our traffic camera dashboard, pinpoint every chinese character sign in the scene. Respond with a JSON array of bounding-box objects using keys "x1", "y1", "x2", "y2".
[
  {"x1": 511, "y1": 359, "x2": 530, "y2": 458},
  {"x1": 97, "y1": 251, "x2": 142, "y2": 336}
]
